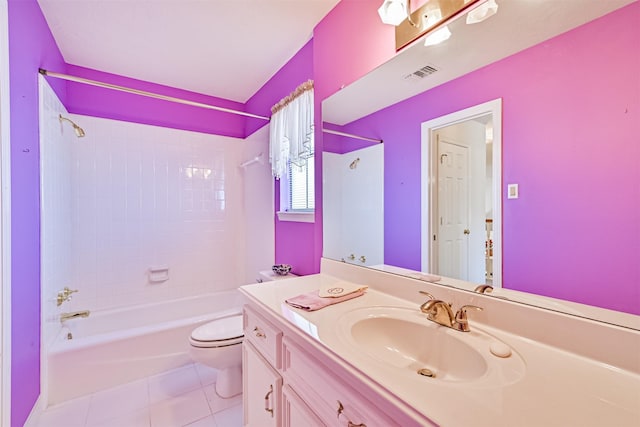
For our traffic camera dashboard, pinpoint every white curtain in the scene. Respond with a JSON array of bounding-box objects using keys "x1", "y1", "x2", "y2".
[{"x1": 269, "y1": 87, "x2": 314, "y2": 179}]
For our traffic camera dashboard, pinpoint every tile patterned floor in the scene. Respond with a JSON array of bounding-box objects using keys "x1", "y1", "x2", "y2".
[{"x1": 36, "y1": 363, "x2": 242, "y2": 427}]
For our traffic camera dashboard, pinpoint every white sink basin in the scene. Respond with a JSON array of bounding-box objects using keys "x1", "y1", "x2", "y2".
[
  {"x1": 333, "y1": 306, "x2": 525, "y2": 386},
  {"x1": 350, "y1": 313, "x2": 488, "y2": 382}
]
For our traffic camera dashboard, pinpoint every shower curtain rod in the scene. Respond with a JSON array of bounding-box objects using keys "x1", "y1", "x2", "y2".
[
  {"x1": 322, "y1": 128, "x2": 383, "y2": 144},
  {"x1": 38, "y1": 68, "x2": 271, "y2": 121},
  {"x1": 39, "y1": 69, "x2": 384, "y2": 144}
]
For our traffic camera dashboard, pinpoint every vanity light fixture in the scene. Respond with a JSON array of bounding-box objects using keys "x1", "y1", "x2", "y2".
[
  {"x1": 378, "y1": 0, "x2": 484, "y2": 51},
  {"x1": 466, "y1": 0, "x2": 498, "y2": 24}
]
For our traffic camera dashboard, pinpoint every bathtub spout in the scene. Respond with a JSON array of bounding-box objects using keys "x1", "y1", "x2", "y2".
[{"x1": 60, "y1": 310, "x2": 90, "y2": 322}]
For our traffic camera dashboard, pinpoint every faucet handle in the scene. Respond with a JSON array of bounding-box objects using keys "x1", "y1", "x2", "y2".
[
  {"x1": 418, "y1": 291, "x2": 436, "y2": 313},
  {"x1": 454, "y1": 305, "x2": 483, "y2": 332},
  {"x1": 457, "y1": 304, "x2": 483, "y2": 317},
  {"x1": 56, "y1": 287, "x2": 79, "y2": 306},
  {"x1": 474, "y1": 284, "x2": 493, "y2": 294},
  {"x1": 418, "y1": 290, "x2": 434, "y2": 300}
]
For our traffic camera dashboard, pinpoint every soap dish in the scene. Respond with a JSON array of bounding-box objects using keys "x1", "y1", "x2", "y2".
[{"x1": 272, "y1": 264, "x2": 292, "y2": 276}]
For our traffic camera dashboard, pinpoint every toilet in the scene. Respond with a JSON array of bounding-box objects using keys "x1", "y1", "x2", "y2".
[
  {"x1": 188, "y1": 271, "x2": 296, "y2": 398},
  {"x1": 189, "y1": 314, "x2": 244, "y2": 398}
]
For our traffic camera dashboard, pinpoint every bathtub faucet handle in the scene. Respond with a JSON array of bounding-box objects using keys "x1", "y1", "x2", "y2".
[
  {"x1": 60, "y1": 310, "x2": 90, "y2": 322},
  {"x1": 57, "y1": 287, "x2": 79, "y2": 306}
]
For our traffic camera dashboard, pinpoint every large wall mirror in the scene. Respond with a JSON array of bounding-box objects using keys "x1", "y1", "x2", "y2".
[{"x1": 322, "y1": 0, "x2": 639, "y2": 329}]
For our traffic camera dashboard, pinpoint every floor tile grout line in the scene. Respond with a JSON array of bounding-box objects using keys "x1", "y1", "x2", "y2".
[
  {"x1": 39, "y1": 363, "x2": 240, "y2": 427},
  {"x1": 82, "y1": 392, "x2": 94, "y2": 427}
]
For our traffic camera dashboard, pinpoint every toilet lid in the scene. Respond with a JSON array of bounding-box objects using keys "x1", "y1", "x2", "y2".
[{"x1": 190, "y1": 314, "x2": 243, "y2": 345}]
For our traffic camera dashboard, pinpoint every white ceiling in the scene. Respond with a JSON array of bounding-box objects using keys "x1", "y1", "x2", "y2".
[
  {"x1": 37, "y1": 0, "x2": 340, "y2": 103},
  {"x1": 323, "y1": 0, "x2": 636, "y2": 125}
]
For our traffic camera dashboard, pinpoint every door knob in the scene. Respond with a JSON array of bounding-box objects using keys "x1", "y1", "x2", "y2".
[{"x1": 463, "y1": 229, "x2": 470, "y2": 235}]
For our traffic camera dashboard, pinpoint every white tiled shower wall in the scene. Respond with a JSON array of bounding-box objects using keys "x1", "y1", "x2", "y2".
[
  {"x1": 40, "y1": 79, "x2": 274, "y2": 318},
  {"x1": 39, "y1": 77, "x2": 74, "y2": 351},
  {"x1": 68, "y1": 115, "x2": 269, "y2": 312}
]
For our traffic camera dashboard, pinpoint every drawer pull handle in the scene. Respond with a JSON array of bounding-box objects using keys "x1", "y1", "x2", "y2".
[
  {"x1": 264, "y1": 384, "x2": 274, "y2": 417},
  {"x1": 336, "y1": 400, "x2": 366, "y2": 427},
  {"x1": 253, "y1": 326, "x2": 266, "y2": 338}
]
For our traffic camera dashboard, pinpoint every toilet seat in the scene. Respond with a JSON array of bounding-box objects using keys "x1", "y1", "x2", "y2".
[{"x1": 190, "y1": 314, "x2": 244, "y2": 348}]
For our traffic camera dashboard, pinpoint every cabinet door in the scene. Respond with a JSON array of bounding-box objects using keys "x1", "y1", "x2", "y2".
[
  {"x1": 243, "y1": 341, "x2": 282, "y2": 427},
  {"x1": 282, "y1": 385, "x2": 326, "y2": 427}
]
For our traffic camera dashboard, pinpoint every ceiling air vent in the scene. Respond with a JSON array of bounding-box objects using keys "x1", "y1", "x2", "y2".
[{"x1": 404, "y1": 64, "x2": 439, "y2": 81}]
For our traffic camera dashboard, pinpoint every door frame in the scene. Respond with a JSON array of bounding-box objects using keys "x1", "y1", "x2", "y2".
[
  {"x1": 421, "y1": 99, "x2": 502, "y2": 287},
  {"x1": 0, "y1": 0, "x2": 11, "y2": 424}
]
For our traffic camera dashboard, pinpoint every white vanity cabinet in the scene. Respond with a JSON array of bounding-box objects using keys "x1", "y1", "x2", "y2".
[
  {"x1": 243, "y1": 306, "x2": 284, "y2": 426},
  {"x1": 242, "y1": 302, "x2": 431, "y2": 427},
  {"x1": 242, "y1": 341, "x2": 282, "y2": 427}
]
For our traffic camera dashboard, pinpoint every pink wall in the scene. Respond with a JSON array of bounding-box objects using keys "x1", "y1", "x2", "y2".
[
  {"x1": 7, "y1": 0, "x2": 67, "y2": 424},
  {"x1": 65, "y1": 64, "x2": 253, "y2": 138},
  {"x1": 334, "y1": 2, "x2": 640, "y2": 314},
  {"x1": 499, "y1": 3, "x2": 639, "y2": 311}
]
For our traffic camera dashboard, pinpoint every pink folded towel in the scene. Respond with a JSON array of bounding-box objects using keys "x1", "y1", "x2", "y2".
[{"x1": 285, "y1": 289, "x2": 366, "y2": 311}]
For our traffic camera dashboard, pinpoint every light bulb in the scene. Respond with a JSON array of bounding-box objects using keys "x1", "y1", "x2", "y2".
[
  {"x1": 424, "y1": 26, "x2": 452, "y2": 46},
  {"x1": 378, "y1": 0, "x2": 408, "y2": 26},
  {"x1": 466, "y1": 0, "x2": 499, "y2": 24}
]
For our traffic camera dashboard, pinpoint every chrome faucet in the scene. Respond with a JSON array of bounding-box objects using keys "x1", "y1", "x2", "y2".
[
  {"x1": 60, "y1": 310, "x2": 90, "y2": 322},
  {"x1": 418, "y1": 291, "x2": 482, "y2": 332}
]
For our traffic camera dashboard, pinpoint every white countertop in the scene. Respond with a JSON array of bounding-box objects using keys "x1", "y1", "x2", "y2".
[{"x1": 240, "y1": 271, "x2": 640, "y2": 427}]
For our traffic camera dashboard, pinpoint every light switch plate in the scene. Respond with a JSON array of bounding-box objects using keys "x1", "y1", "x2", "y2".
[{"x1": 508, "y1": 184, "x2": 519, "y2": 199}]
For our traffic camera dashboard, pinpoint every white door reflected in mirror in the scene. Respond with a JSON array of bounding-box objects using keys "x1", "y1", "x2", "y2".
[{"x1": 422, "y1": 99, "x2": 502, "y2": 287}]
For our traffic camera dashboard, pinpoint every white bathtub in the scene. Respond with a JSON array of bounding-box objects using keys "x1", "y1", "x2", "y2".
[{"x1": 47, "y1": 290, "x2": 244, "y2": 404}]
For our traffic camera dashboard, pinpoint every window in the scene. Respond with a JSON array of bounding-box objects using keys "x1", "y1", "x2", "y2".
[
  {"x1": 270, "y1": 80, "x2": 315, "y2": 223},
  {"x1": 289, "y1": 156, "x2": 315, "y2": 210},
  {"x1": 281, "y1": 155, "x2": 314, "y2": 208},
  {"x1": 277, "y1": 154, "x2": 314, "y2": 223}
]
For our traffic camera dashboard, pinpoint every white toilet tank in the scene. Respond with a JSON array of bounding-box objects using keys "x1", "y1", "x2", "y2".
[{"x1": 257, "y1": 270, "x2": 298, "y2": 283}]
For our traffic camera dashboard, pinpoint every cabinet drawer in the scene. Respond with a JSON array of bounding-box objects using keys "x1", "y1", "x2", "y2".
[
  {"x1": 282, "y1": 337, "x2": 424, "y2": 427},
  {"x1": 244, "y1": 305, "x2": 283, "y2": 368}
]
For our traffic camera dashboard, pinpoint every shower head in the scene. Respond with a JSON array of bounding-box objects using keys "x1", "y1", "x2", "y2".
[
  {"x1": 59, "y1": 114, "x2": 85, "y2": 138},
  {"x1": 349, "y1": 158, "x2": 360, "y2": 169}
]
